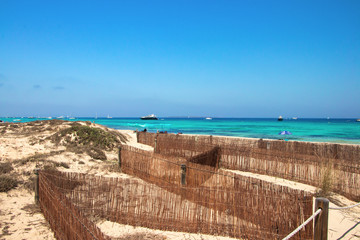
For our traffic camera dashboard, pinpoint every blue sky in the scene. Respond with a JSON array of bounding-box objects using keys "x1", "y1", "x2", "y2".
[{"x1": 0, "y1": 0, "x2": 359, "y2": 118}]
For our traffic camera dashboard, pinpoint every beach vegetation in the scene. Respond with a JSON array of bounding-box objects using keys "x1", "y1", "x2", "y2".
[
  {"x1": 42, "y1": 160, "x2": 70, "y2": 170},
  {"x1": 86, "y1": 147, "x2": 107, "y2": 160},
  {"x1": 51, "y1": 125, "x2": 125, "y2": 150},
  {"x1": 115, "y1": 232, "x2": 167, "y2": 240},
  {"x1": 23, "y1": 175, "x2": 36, "y2": 192},
  {"x1": 0, "y1": 175, "x2": 19, "y2": 192},
  {"x1": 15, "y1": 151, "x2": 66, "y2": 166},
  {"x1": 316, "y1": 159, "x2": 333, "y2": 198},
  {"x1": 0, "y1": 162, "x2": 13, "y2": 174}
]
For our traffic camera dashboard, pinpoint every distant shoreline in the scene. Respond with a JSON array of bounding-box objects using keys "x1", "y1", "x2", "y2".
[{"x1": 1, "y1": 118, "x2": 359, "y2": 145}]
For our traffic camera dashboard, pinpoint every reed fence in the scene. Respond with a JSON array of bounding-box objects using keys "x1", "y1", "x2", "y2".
[
  {"x1": 120, "y1": 145, "x2": 313, "y2": 239},
  {"x1": 38, "y1": 170, "x2": 109, "y2": 240},
  {"x1": 137, "y1": 132, "x2": 360, "y2": 201}
]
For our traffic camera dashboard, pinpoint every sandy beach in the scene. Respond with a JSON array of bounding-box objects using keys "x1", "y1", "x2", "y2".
[{"x1": 0, "y1": 120, "x2": 359, "y2": 240}]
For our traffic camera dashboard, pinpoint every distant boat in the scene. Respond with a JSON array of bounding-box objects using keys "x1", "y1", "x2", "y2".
[
  {"x1": 205, "y1": 117, "x2": 212, "y2": 120},
  {"x1": 140, "y1": 114, "x2": 158, "y2": 120},
  {"x1": 107, "y1": 115, "x2": 112, "y2": 119},
  {"x1": 356, "y1": 119, "x2": 360, "y2": 122},
  {"x1": 56, "y1": 116, "x2": 64, "y2": 119},
  {"x1": 292, "y1": 117, "x2": 298, "y2": 120},
  {"x1": 13, "y1": 119, "x2": 21, "y2": 122},
  {"x1": 278, "y1": 116, "x2": 283, "y2": 121}
]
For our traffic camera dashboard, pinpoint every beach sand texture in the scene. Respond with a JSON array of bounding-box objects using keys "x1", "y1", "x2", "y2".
[{"x1": 0, "y1": 120, "x2": 359, "y2": 239}]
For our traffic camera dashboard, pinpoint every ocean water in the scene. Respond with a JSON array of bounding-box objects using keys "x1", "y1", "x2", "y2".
[{"x1": 2, "y1": 117, "x2": 359, "y2": 144}]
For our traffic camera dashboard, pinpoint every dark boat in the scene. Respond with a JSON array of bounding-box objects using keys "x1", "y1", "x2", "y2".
[
  {"x1": 140, "y1": 114, "x2": 158, "y2": 120},
  {"x1": 278, "y1": 116, "x2": 283, "y2": 121}
]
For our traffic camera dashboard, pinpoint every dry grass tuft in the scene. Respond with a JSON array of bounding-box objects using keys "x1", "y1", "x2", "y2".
[
  {"x1": 113, "y1": 232, "x2": 167, "y2": 240},
  {"x1": 0, "y1": 175, "x2": 19, "y2": 192},
  {"x1": 0, "y1": 162, "x2": 14, "y2": 174}
]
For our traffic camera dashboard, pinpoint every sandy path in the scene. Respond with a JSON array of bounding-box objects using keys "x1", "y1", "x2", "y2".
[{"x1": 0, "y1": 190, "x2": 55, "y2": 240}]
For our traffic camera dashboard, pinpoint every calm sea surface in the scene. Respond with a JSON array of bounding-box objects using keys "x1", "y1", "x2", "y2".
[{"x1": 2, "y1": 117, "x2": 359, "y2": 145}]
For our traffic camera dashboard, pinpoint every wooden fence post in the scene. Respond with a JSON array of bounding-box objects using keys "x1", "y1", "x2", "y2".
[
  {"x1": 181, "y1": 164, "x2": 186, "y2": 186},
  {"x1": 118, "y1": 146, "x2": 122, "y2": 171},
  {"x1": 34, "y1": 168, "x2": 40, "y2": 204},
  {"x1": 314, "y1": 197, "x2": 329, "y2": 240},
  {"x1": 154, "y1": 135, "x2": 158, "y2": 153}
]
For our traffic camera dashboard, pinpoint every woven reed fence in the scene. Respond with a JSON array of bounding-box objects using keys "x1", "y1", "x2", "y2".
[
  {"x1": 38, "y1": 170, "x2": 109, "y2": 240},
  {"x1": 137, "y1": 132, "x2": 360, "y2": 201},
  {"x1": 120, "y1": 145, "x2": 314, "y2": 239}
]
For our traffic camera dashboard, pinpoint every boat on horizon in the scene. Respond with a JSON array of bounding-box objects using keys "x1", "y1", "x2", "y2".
[
  {"x1": 205, "y1": 117, "x2": 212, "y2": 120},
  {"x1": 356, "y1": 119, "x2": 360, "y2": 122},
  {"x1": 140, "y1": 114, "x2": 158, "y2": 120},
  {"x1": 278, "y1": 116, "x2": 283, "y2": 121}
]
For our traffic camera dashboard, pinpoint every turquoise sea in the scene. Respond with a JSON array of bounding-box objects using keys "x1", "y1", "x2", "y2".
[{"x1": 1, "y1": 117, "x2": 359, "y2": 145}]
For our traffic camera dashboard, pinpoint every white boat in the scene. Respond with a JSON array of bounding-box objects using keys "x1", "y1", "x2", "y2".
[
  {"x1": 140, "y1": 114, "x2": 158, "y2": 120},
  {"x1": 107, "y1": 115, "x2": 112, "y2": 119},
  {"x1": 356, "y1": 119, "x2": 360, "y2": 122},
  {"x1": 205, "y1": 117, "x2": 212, "y2": 120},
  {"x1": 278, "y1": 116, "x2": 283, "y2": 121}
]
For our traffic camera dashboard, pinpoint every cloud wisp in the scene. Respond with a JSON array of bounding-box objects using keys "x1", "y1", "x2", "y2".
[{"x1": 53, "y1": 86, "x2": 65, "y2": 90}]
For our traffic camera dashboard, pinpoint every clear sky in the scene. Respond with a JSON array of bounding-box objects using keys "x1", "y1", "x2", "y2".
[{"x1": 0, "y1": 0, "x2": 359, "y2": 118}]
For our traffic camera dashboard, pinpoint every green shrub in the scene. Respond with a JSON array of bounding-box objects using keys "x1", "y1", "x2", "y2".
[{"x1": 53, "y1": 125, "x2": 122, "y2": 150}]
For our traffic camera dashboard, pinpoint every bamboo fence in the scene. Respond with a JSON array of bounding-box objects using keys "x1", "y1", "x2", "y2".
[
  {"x1": 137, "y1": 132, "x2": 360, "y2": 201},
  {"x1": 38, "y1": 170, "x2": 109, "y2": 240},
  {"x1": 120, "y1": 145, "x2": 313, "y2": 239}
]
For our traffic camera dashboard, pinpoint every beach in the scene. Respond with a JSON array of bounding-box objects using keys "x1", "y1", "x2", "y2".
[{"x1": 0, "y1": 120, "x2": 359, "y2": 239}]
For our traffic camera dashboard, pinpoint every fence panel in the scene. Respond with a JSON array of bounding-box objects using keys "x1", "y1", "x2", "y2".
[
  {"x1": 137, "y1": 132, "x2": 360, "y2": 201},
  {"x1": 39, "y1": 170, "x2": 109, "y2": 240},
  {"x1": 120, "y1": 146, "x2": 314, "y2": 239}
]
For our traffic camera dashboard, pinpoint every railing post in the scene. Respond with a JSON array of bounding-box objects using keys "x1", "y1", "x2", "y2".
[
  {"x1": 314, "y1": 197, "x2": 329, "y2": 240},
  {"x1": 34, "y1": 168, "x2": 40, "y2": 204},
  {"x1": 181, "y1": 164, "x2": 186, "y2": 186},
  {"x1": 118, "y1": 146, "x2": 122, "y2": 171}
]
